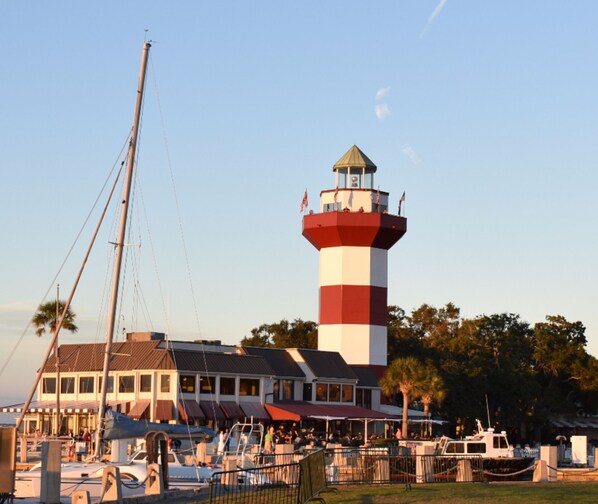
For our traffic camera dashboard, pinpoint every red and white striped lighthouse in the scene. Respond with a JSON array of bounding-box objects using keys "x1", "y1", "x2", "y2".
[{"x1": 302, "y1": 145, "x2": 407, "y2": 372}]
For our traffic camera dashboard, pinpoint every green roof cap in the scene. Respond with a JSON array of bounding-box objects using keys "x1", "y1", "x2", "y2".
[{"x1": 333, "y1": 145, "x2": 377, "y2": 172}]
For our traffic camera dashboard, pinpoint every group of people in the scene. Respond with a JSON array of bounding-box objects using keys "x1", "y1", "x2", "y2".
[{"x1": 262, "y1": 424, "x2": 367, "y2": 453}]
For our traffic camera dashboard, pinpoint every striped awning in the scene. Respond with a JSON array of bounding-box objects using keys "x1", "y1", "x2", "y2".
[
  {"x1": 155, "y1": 400, "x2": 174, "y2": 421},
  {"x1": 219, "y1": 402, "x2": 245, "y2": 420},
  {"x1": 0, "y1": 400, "x2": 125, "y2": 414},
  {"x1": 128, "y1": 400, "x2": 150, "y2": 420},
  {"x1": 178, "y1": 400, "x2": 205, "y2": 421},
  {"x1": 240, "y1": 402, "x2": 270, "y2": 421},
  {"x1": 199, "y1": 400, "x2": 226, "y2": 421}
]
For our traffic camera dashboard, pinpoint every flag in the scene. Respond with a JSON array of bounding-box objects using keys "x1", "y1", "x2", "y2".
[
  {"x1": 376, "y1": 186, "x2": 380, "y2": 206},
  {"x1": 334, "y1": 186, "x2": 338, "y2": 204},
  {"x1": 300, "y1": 189, "x2": 308, "y2": 213},
  {"x1": 398, "y1": 191, "x2": 406, "y2": 215}
]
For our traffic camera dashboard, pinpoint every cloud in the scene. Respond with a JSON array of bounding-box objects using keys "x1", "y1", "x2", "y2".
[
  {"x1": 375, "y1": 103, "x2": 391, "y2": 121},
  {"x1": 376, "y1": 86, "x2": 391, "y2": 100},
  {"x1": 401, "y1": 144, "x2": 422, "y2": 165},
  {"x1": 421, "y1": 0, "x2": 448, "y2": 37}
]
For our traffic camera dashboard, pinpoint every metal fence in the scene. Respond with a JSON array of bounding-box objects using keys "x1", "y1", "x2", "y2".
[
  {"x1": 209, "y1": 463, "x2": 302, "y2": 504},
  {"x1": 323, "y1": 448, "x2": 486, "y2": 484}
]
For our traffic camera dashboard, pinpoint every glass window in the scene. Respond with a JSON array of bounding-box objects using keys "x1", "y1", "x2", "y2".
[
  {"x1": 200, "y1": 376, "x2": 215, "y2": 394},
  {"x1": 282, "y1": 380, "x2": 294, "y2": 400},
  {"x1": 467, "y1": 443, "x2": 486, "y2": 454},
  {"x1": 60, "y1": 377, "x2": 75, "y2": 394},
  {"x1": 342, "y1": 385, "x2": 353, "y2": 403},
  {"x1": 239, "y1": 379, "x2": 259, "y2": 396},
  {"x1": 179, "y1": 375, "x2": 196, "y2": 393},
  {"x1": 160, "y1": 374, "x2": 171, "y2": 393},
  {"x1": 494, "y1": 436, "x2": 509, "y2": 449},
  {"x1": 328, "y1": 384, "x2": 341, "y2": 402},
  {"x1": 273, "y1": 380, "x2": 280, "y2": 400},
  {"x1": 42, "y1": 377, "x2": 56, "y2": 394},
  {"x1": 446, "y1": 442, "x2": 465, "y2": 454},
  {"x1": 99, "y1": 376, "x2": 114, "y2": 394},
  {"x1": 79, "y1": 376, "x2": 94, "y2": 394},
  {"x1": 315, "y1": 383, "x2": 328, "y2": 402},
  {"x1": 356, "y1": 388, "x2": 371, "y2": 409},
  {"x1": 303, "y1": 383, "x2": 312, "y2": 401},
  {"x1": 119, "y1": 375, "x2": 135, "y2": 393},
  {"x1": 220, "y1": 377, "x2": 236, "y2": 395},
  {"x1": 140, "y1": 374, "x2": 152, "y2": 393}
]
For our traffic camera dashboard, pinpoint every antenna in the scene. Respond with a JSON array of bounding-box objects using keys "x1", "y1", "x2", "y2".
[{"x1": 485, "y1": 394, "x2": 492, "y2": 429}]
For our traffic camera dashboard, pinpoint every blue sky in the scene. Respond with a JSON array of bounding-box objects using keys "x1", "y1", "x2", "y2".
[{"x1": 1, "y1": 1, "x2": 597, "y2": 403}]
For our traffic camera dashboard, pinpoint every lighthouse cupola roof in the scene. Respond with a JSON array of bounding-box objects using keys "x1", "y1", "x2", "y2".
[{"x1": 333, "y1": 145, "x2": 377, "y2": 173}]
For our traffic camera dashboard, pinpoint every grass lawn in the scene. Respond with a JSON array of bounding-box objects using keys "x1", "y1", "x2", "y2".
[{"x1": 322, "y1": 482, "x2": 598, "y2": 503}]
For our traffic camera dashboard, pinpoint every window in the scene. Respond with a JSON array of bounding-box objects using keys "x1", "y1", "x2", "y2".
[
  {"x1": 467, "y1": 443, "x2": 486, "y2": 454},
  {"x1": 356, "y1": 388, "x2": 371, "y2": 409},
  {"x1": 328, "y1": 384, "x2": 341, "y2": 402},
  {"x1": 140, "y1": 374, "x2": 152, "y2": 393},
  {"x1": 315, "y1": 383, "x2": 328, "y2": 402},
  {"x1": 160, "y1": 375, "x2": 170, "y2": 393},
  {"x1": 273, "y1": 380, "x2": 280, "y2": 400},
  {"x1": 79, "y1": 376, "x2": 94, "y2": 394},
  {"x1": 239, "y1": 378, "x2": 259, "y2": 396},
  {"x1": 494, "y1": 436, "x2": 509, "y2": 449},
  {"x1": 60, "y1": 377, "x2": 74, "y2": 394},
  {"x1": 42, "y1": 377, "x2": 56, "y2": 394},
  {"x1": 119, "y1": 375, "x2": 135, "y2": 393},
  {"x1": 99, "y1": 376, "x2": 114, "y2": 394},
  {"x1": 324, "y1": 202, "x2": 342, "y2": 213},
  {"x1": 220, "y1": 377, "x2": 236, "y2": 395},
  {"x1": 200, "y1": 376, "x2": 215, "y2": 394},
  {"x1": 179, "y1": 375, "x2": 196, "y2": 393},
  {"x1": 303, "y1": 383, "x2": 312, "y2": 401},
  {"x1": 446, "y1": 442, "x2": 465, "y2": 454},
  {"x1": 282, "y1": 380, "x2": 294, "y2": 400},
  {"x1": 342, "y1": 385, "x2": 353, "y2": 403}
]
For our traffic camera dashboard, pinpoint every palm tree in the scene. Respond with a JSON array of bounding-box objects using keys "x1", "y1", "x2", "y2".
[
  {"x1": 32, "y1": 299, "x2": 78, "y2": 337},
  {"x1": 32, "y1": 299, "x2": 78, "y2": 435},
  {"x1": 380, "y1": 356, "x2": 425, "y2": 438},
  {"x1": 420, "y1": 363, "x2": 446, "y2": 437}
]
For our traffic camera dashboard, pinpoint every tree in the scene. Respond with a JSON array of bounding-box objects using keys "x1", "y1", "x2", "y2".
[
  {"x1": 380, "y1": 356, "x2": 425, "y2": 438},
  {"x1": 32, "y1": 299, "x2": 78, "y2": 337},
  {"x1": 239, "y1": 319, "x2": 318, "y2": 349},
  {"x1": 420, "y1": 363, "x2": 446, "y2": 420}
]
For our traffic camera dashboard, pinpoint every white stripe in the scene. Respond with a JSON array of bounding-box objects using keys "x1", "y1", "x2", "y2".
[
  {"x1": 320, "y1": 247, "x2": 388, "y2": 287},
  {"x1": 318, "y1": 324, "x2": 387, "y2": 366}
]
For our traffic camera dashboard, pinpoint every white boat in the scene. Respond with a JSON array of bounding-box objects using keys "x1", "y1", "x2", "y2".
[{"x1": 436, "y1": 420, "x2": 515, "y2": 458}]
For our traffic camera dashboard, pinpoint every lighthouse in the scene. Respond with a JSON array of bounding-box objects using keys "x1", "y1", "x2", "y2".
[{"x1": 302, "y1": 145, "x2": 407, "y2": 374}]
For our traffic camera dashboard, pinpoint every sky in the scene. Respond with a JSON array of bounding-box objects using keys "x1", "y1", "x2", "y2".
[{"x1": 1, "y1": 1, "x2": 597, "y2": 404}]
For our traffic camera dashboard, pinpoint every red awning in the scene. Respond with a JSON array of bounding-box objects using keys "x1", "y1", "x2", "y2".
[
  {"x1": 155, "y1": 400, "x2": 174, "y2": 421},
  {"x1": 178, "y1": 400, "x2": 205, "y2": 422},
  {"x1": 240, "y1": 402, "x2": 270, "y2": 421},
  {"x1": 199, "y1": 400, "x2": 226, "y2": 421},
  {"x1": 265, "y1": 401, "x2": 392, "y2": 422},
  {"x1": 128, "y1": 400, "x2": 150, "y2": 420},
  {"x1": 219, "y1": 401, "x2": 245, "y2": 420}
]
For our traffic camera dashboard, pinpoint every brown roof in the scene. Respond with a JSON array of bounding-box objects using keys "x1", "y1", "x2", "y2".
[
  {"x1": 44, "y1": 340, "x2": 174, "y2": 373},
  {"x1": 296, "y1": 349, "x2": 358, "y2": 380},
  {"x1": 240, "y1": 347, "x2": 305, "y2": 378},
  {"x1": 171, "y1": 350, "x2": 275, "y2": 376},
  {"x1": 333, "y1": 145, "x2": 377, "y2": 173}
]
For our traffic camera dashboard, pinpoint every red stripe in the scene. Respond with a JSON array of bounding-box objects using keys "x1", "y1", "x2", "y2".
[
  {"x1": 320, "y1": 285, "x2": 387, "y2": 325},
  {"x1": 303, "y1": 212, "x2": 406, "y2": 250}
]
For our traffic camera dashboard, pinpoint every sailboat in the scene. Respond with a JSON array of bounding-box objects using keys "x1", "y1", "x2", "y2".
[{"x1": 12, "y1": 41, "x2": 214, "y2": 500}]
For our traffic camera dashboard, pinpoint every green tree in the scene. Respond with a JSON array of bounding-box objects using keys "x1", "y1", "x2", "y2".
[
  {"x1": 380, "y1": 356, "x2": 425, "y2": 438},
  {"x1": 240, "y1": 319, "x2": 318, "y2": 349},
  {"x1": 32, "y1": 299, "x2": 78, "y2": 337}
]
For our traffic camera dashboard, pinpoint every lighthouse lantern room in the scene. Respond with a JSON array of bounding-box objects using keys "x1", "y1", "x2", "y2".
[{"x1": 302, "y1": 145, "x2": 407, "y2": 374}]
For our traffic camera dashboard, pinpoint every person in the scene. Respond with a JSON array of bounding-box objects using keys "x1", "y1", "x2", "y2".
[
  {"x1": 223, "y1": 428, "x2": 230, "y2": 452},
  {"x1": 395, "y1": 427, "x2": 403, "y2": 440},
  {"x1": 264, "y1": 426, "x2": 275, "y2": 453},
  {"x1": 82, "y1": 427, "x2": 91, "y2": 454},
  {"x1": 217, "y1": 429, "x2": 226, "y2": 454}
]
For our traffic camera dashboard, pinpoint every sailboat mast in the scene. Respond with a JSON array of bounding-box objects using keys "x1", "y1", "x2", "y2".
[{"x1": 94, "y1": 41, "x2": 151, "y2": 458}]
